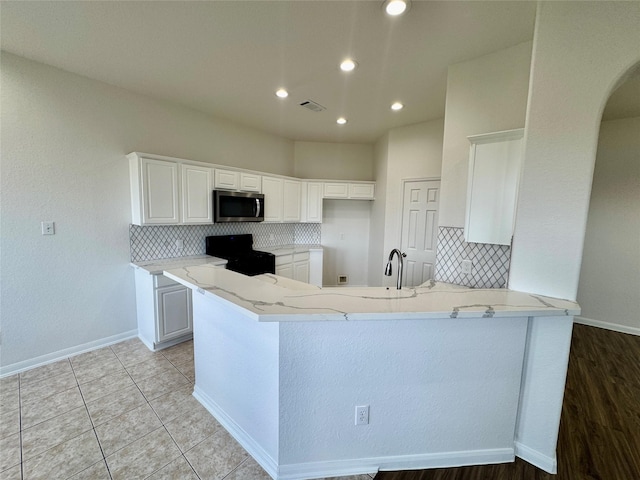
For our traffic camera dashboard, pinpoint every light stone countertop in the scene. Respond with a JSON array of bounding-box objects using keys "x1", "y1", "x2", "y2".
[
  {"x1": 256, "y1": 244, "x2": 323, "y2": 256},
  {"x1": 163, "y1": 264, "x2": 580, "y2": 322},
  {"x1": 130, "y1": 255, "x2": 227, "y2": 275}
]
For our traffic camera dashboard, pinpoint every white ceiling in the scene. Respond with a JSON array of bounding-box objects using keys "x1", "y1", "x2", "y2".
[{"x1": 1, "y1": 1, "x2": 543, "y2": 143}]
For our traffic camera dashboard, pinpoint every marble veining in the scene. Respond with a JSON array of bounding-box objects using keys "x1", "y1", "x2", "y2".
[
  {"x1": 164, "y1": 265, "x2": 580, "y2": 322},
  {"x1": 130, "y1": 255, "x2": 227, "y2": 275}
]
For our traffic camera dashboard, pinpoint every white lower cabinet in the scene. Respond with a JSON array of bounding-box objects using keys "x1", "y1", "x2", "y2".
[
  {"x1": 274, "y1": 251, "x2": 319, "y2": 285},
  {"x1": 156, "y1": 284, "x2": 192, "y2": 342},
  {"x1": 134, "y1": 269, "x2": 193, "y2": 351},
  {"x1": 293, "y1": 254, "x2": 310, "y2": 283}
]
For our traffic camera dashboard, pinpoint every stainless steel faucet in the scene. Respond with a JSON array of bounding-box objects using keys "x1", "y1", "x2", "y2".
[{"x1": 384, "y1": 249, "x2": 407, "y2": 289}]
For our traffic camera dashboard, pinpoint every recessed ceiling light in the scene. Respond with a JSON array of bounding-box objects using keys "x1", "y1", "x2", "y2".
[
  {"x1": 391, "y1": 102, "x2": 404, "y2": 111},
  {"x1": 336, "y1": 117, "x2": 348, "y2": 125},
  {"x1": 383, "y1": 0, "x2": 410, "y2": 16},
  {"x1": 275, "y1": 88, "x2": 289, "y2": 98},
  {"x1": 340, "y1": 59, "x2": 358, "y2": 72}
]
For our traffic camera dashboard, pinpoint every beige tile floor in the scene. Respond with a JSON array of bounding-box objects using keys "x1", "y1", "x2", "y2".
[{"x1": 0, "y1": 338, "x2": 376, "y2": 480}]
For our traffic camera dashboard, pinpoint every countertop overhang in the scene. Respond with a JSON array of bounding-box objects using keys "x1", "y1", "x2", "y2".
[
  {"x1": 130, "y1": 255, "x2": 227, "y2": 275},
  {"x1": 163, "y1": 264, "x2": 580, "y2": 322}
]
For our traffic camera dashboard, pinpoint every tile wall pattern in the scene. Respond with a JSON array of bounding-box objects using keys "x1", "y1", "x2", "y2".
[
  {"x1": 434, "y1": 227, "x2": 511, "y2": 289},
  {"x1": 129, "y1": 223, "x2": 321, "y2": 262}
]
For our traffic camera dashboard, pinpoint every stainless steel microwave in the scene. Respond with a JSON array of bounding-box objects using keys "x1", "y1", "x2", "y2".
[{"x1": 213, "y1": 190, "x2": 264, "y2": 222}]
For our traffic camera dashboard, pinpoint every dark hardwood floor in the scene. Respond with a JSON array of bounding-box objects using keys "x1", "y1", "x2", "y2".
[{"x1": 374, "y1": 323, "x2": 640, "y2": 480}]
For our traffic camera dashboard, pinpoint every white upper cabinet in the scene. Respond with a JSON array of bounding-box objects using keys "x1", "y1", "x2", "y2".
[
  {"x1": 301, "y1": 182, "x2": 323, "y2": 223},
  {"x1": 283, "y1": 179, "x2": 301, "y2": 222},
  {"x1": 465, "y1": 129, "x2": 524, "y2": 245},
  {"x1": 181, "y1": 164, "x2": 213, "y2": 224},
  {"x1": 214, "y1": 169, "x2": 240, "y2": 190},
  {"x1": 348, "y1": 183, "x2": 375, "y2": 199},
  {"x1": 130, "y1": 155, "x2": 180, "y2": 225},
  {"x1": 240, "y1": 172, "x2": 261, "y2": 192},
  {"x1": 128, "y1": 152, "x2": 376, "y2": 225},
  {"x1": 262, "y1": 176, "x2": 284, "y2": 222},
  {"x1": 324, "y1": 181, "x2": 375, "y2": 200},
  {"x1": 324, "y1": 182, "x2": 349, "y2": 198}
]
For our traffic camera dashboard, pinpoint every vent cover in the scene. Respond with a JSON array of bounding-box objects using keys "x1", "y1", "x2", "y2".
[{"x1": 299, "y1": 100, "x2": 326, "y2": 113}]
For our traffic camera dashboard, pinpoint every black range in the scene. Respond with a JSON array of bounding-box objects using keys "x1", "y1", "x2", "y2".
[{"x1": 205, "y1": 234, "x2": 275, "y2": 276}]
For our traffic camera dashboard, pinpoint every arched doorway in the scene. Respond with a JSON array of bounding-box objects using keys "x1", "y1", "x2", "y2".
[{"x1": 576, "y1": 64, "x2": 640, "y2": 335}]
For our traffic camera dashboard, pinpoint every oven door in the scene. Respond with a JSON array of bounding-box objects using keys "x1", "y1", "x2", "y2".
[{"x1": 213, "y1": 190, "x2": 264, "y2": 222}]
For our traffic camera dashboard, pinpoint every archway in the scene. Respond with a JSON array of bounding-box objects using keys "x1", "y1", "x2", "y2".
[{"x1": 576, "y1": 64, "x2": 640, "y2": 336}]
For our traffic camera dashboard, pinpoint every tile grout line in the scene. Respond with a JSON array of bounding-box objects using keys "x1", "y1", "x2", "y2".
[{"x1": 70, "y1": 354, "x2": 114, "y2": 480}]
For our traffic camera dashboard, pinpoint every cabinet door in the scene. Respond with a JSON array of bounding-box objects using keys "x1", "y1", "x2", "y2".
[
  {"x1": 240, "y1": 173, "x2": 261, "y2": 192},
  {"x1": 276, "y1": 263, "x2": 293, "y2": 279},
  {"x1": 293, "y1": 260, "x2": 310, "y2": 283},
  {"x1": 465, "y1": 129, "x2": 523, "y2": 245},
  {"x1": 182, "y1": 164, "x2": 213, "y2": 223},
  {"x1": 142, "y1": 158, "x2": 180, "y2": 224},
  {"x1": 348, "y1": 183, "x2": 375, "y2": 199},
  {"x1": 214, "y1": 169, "x2": 239, "y2": 190},
  {"x1": 324, "y1": 182, "x2": 349, "y2": 198},
  {"x1": 156, "y1": 285, "x2": 192, "y2": 342},
  {"x1": 305, "y1": 182, "x2": 323, "y2": 223},
  {"x1": 262, "y1": 176, "x2": 283, "y2": 222},
  {"x1": 283, "y1": 180, "x2": 301, "y2": 222}
]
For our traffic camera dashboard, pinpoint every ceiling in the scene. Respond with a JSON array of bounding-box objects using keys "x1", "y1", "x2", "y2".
[
  {"x1": 0, "y1": 0, "x2": 544, "y2": 143},
  {"x1": 1, "y1": 1, "x2": 636, "y2": 143}
]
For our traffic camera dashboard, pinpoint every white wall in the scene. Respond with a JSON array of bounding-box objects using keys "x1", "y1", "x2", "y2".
[
  {"x1": 0, "y1": 53, "x2": 294, "y2": 371},
  {"x1": 439, "y1": 41, "x2": 532, "y2": 228},
  {"x1": 576, "y1": 117, "x2": 640, "y2": 335},
  {"x1": 321, "y1": 200, "x2": 371, "y2": 287},
  {"x1": 368, "y1": 134, "x2": 390, "y2": 287},
  {"x1": 293, "y1": 142, "x2": 373, "y2": 180},
  {"x1": 368, "y1": 120, "x2": 444, "y2": 287},
  {"x1": 509, "y1": 1, "x2": 640, "y2": 300}
]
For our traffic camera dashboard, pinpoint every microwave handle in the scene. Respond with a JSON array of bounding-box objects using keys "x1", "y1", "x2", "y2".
[{"x1": 255, "y1": 198, "x2": 261, "y2": 218}]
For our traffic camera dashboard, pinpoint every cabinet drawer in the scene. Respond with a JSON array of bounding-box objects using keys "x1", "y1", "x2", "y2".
[
  {"x1": 293, "y1": 251, "x2": 310, "y2": 263},
  {"x1": 154, "y1": 274, "x2": 179, "y2": 288},
  {"x1": 275, "y1": 254, "x2": 293, "y2": 266}
]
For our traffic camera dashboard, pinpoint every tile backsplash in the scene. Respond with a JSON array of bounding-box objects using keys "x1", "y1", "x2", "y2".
[
  {"x1": 130, "y1": 223, "x2": 321, "y2": 262},
  {"x1": 434, "y1": 227, "x2": 511, "y2": 288}
]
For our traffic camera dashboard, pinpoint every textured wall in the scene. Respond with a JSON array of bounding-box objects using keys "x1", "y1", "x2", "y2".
[
  {"x1": 0, "y1": 53, "x2": 294, "y2": 370},
  {"x1": 439, "y1": 42, "x2": 532, "y2": 228},
  {"x1": 509, "y1": 1, "x2": 640, "y2": 300},
  {"x1": 576, "y1": 117, "x2": 640, "y2": 334},
  {"x1": 293, "y1": 142, "x2": 373, "y2": 181}
]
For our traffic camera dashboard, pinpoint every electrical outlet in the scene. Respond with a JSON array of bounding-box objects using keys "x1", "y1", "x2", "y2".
[
  {"x1": 355, "y1": 405, "x2": 369, "y2": 425},
  {"x1": 461, "y1": 259, "x2": 472, "y2": 275},
  {"x1": 269, "y1": 234, "x2": 275, "y2": 241},
  {"x1": 175, "y1": 239, "x2": 184, "y2": 250},
  {"x1": 41, "y1": 221, "x2": 55, "y2": 235}
]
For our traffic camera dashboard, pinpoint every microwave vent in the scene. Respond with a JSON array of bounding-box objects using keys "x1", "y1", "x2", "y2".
[{"x1": 299, "y1": 99, "x2": 326, "y2": 113}]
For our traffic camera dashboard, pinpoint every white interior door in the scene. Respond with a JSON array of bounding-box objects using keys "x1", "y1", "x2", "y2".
[{"x1": 400, "y1": 180, "x2": 440, "y2": 287}]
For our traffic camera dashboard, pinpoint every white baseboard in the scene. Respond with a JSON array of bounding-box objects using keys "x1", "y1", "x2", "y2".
[
  {"x1": 574, "y1": 316, "x2": 640, "y2": 337},
  {"x1": 193, "y1": 385, "x2": 514, "y2": 480},
  {"x1": 0, "y1": 329, "x2": 138, "y2": 377},
  {"x1": 193, "y1": 386, "x2": 279, "y2": 478},
  {"x1": 515, "y1": 441, "x2": 557, "y2": 474}
]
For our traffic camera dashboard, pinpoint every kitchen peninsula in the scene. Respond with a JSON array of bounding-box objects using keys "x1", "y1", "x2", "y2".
[{"x1": 164, "y1": 264, "x2": 580, "y2": 479}]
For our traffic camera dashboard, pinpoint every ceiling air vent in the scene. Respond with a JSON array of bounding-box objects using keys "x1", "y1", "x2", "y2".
[{"x1": 299, "y1": 100, "x2": 326, "y2": 113}]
